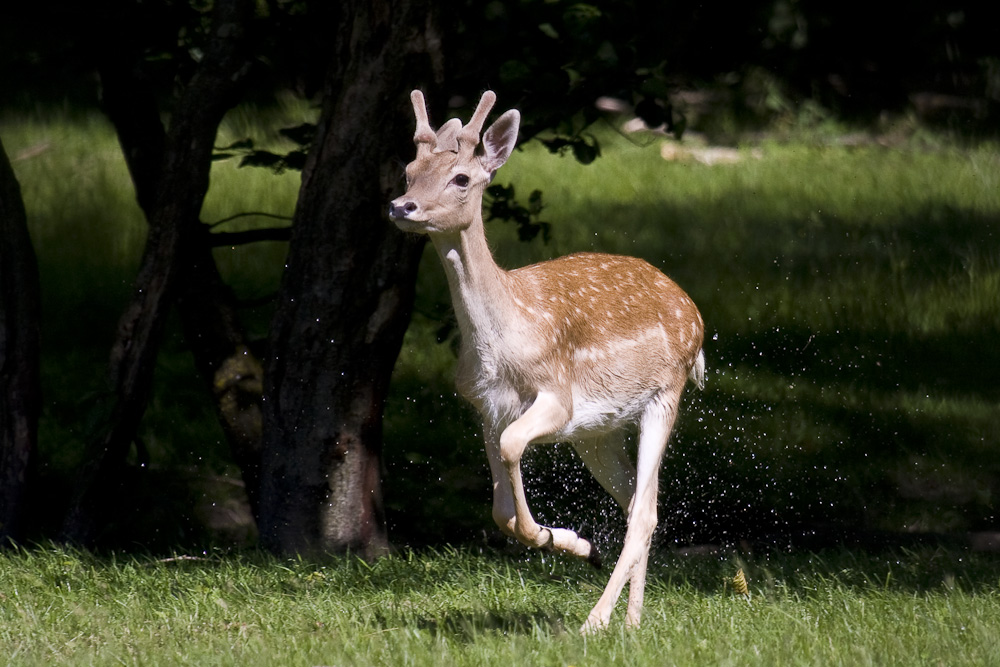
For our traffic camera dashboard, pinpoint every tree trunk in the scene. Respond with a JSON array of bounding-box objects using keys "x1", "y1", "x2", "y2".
[
  {"x1": 259, "y1": 0, "x2": 441, "y2": 558},
  {"x1": 60, "y1": 0, "x2": 255, "y2": 543},
  {"x1": 175, "y1": 237, "x2": 265, "y2": 517},
  {"x1": 0, "y1": 137, "x2": 42, "y2": 545},
  {"x1": 97, "y1": 34, "x2": 266, "y2": 519}
]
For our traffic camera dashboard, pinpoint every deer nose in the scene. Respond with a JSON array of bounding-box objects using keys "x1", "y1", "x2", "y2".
[{"x1": 389, "y1": 200, "x2": 418, "y2": 219}]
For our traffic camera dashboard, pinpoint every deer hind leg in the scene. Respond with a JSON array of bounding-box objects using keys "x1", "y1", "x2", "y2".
[
  {"x1": 581, "y1": 388, "x2": 681, "y2": 634},
  {"x1": 572, "y1": 433, "x2": 636, "y2": 513},
  {"x1": 570, "y1": 434, "x2": 637, "y2": 568},
  {"x1": 497, "y1": 391, "x2": 596, "y2": 561}
]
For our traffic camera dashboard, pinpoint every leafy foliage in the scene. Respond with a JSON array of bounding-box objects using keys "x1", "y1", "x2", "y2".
[
  {"x1": 536, "y1": 133, "x2": 602, "y2": 164},
  {"x1": 214, "y1": 123, "x2": 315, "y2": 174},
  {"x1": 484, "y1": 183, "x2": 550, "y2": 243}
]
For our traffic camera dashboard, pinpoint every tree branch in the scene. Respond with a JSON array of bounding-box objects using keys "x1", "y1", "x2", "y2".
[
  {"x1": 208, "y1": 211, "x2": 293, "y2": 228},
  {"x1": 208, "y1": 227, "x2": 292, "y2": 247}
]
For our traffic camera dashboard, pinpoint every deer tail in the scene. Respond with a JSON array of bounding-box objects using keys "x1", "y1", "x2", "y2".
[{"x1": 689, "y1": 349, "x2": 706, "y2": 390}]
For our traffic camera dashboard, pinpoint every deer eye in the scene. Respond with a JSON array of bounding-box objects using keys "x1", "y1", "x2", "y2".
[{"x1": 451, "y1": 173, "x2": 470, "y2": 187}]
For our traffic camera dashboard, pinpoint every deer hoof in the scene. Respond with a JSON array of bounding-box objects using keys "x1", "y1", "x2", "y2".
[{"x1": 580, "y1": 613, "x2": 609, "y2": 635}]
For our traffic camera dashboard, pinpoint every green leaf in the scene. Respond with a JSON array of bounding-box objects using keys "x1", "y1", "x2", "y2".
[
  {"x1": 571, "y1": 136, "x2": 600, "y2": 164},
  {"x1": 278, "y1": 123, "x2": 316, "y2": 147},
  {"x1": 538, "y1": 22, "x2": 560, "y2": 39}
]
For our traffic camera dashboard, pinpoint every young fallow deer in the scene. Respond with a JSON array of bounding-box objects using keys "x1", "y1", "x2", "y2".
[{"x1": 389, "y1": 90, "x2": 705, "y2": 633}]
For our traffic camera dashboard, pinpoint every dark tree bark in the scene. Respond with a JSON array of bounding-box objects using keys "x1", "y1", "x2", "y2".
[
  {"x1": 0, "y1": 137, "x2": 42, "y2": 545},
  {"x1": 60, "y1": 0, "x2": 256, "y2": 543},
  {"x1": 175, "y1": 240, "x2": 266, "y2": 517},
  {"x1": 95, "y1": 26, "x2": 266, "y2": 519},
  {"x1": 258, "y1": 0, "x2": 442, "y2": 557}
]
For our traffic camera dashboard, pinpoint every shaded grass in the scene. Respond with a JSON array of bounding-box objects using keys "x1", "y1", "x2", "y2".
[{"x1": 2, "y1": 544, "x2": 999, "y2": 666}]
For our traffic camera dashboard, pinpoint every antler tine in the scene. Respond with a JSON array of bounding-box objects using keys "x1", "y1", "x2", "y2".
[
  {"x1": 410, "y1": 90, "x2": 436, "y2": 152},
  {"x1": 459, "y1": 90, "x2": 497, "y2": 148}
]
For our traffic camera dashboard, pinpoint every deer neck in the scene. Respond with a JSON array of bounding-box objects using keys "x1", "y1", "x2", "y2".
[{"x1": 430, "y1": 212, "x2": 515, "y2": 346}]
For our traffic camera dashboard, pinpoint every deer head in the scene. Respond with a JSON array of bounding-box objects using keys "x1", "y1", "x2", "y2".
[{"x1": 389, "y1": 90, "x2": 520, "y2": 234}]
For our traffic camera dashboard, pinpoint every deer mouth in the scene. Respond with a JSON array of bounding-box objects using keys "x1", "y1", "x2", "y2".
[{"x1": 392, "y1": 217, "x2": 431, "y2": 234}]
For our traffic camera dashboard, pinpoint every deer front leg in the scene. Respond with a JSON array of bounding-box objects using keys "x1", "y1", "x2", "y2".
[
  {"x1": 483, "y1": 427, "x2": 517, "y2": 539},
  {"x1": 580, "y1": 482, "x2": 658, "y2": 634},
  {"x1": 581, "y1": 388, "x2": 680, "y2": 634},
  {"x1": 498, "y1": 391, "x2": 596, "y2": 561}
]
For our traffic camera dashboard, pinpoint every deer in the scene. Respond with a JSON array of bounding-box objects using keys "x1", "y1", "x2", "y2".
[{"x1": 388, "y1": 89, "x2": 705, "y2": 633}]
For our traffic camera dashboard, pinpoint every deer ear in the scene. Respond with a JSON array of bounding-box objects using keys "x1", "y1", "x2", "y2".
[{"x1": 480, "y1": 109, "x2": 520, "y2": 174}]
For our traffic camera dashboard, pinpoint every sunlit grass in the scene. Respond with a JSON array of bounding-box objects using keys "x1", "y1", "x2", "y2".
[{"x1": 1, "y1": 544, "x2": 999, "y2": 666}]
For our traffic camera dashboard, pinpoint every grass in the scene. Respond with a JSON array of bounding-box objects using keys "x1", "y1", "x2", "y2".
[{"x1": 2, "y1": 544, "x2": 999, "y2": 666}]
